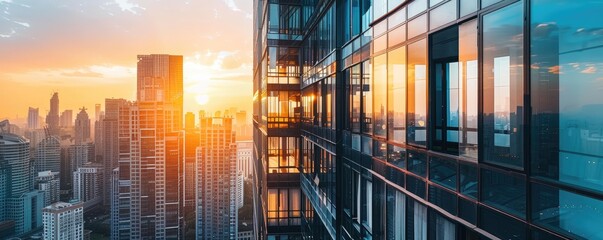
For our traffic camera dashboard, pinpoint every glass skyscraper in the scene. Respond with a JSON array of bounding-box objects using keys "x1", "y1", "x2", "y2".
[{"x1": 253, "y1": 0, "x2": 603, "y2": 239}]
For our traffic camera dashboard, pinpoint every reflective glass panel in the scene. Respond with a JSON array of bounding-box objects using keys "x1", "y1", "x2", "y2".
[
  {"x1": 373, "y1": 54, "x2": 387, "y2": 137},
  {"x1": 482, "y1": 1, "x2": 524, "y2": 168},
  {"x1": 407, "y1": 39, "x2": 428, "y2": 146},
  {"x1": 387, "y1": 46, "x2": 406, "y2": 143}
]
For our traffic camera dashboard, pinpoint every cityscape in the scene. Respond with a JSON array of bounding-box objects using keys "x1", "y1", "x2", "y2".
[{"x1": 1, "y1": 0, "x2": 603, "y2": 240}]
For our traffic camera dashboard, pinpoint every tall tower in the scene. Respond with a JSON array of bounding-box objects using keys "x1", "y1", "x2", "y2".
[
  {"x1": 60, "y1": 110, "x2": 73, "y2": 127},
  {"x1": 196, "y1": 116, "x2": 237, "y2": 239},
  {"x1": 46, "y1": 92, "x2": 60, "y2": 135},
  {"x1": 112, "y1": 54, "x2": 184, "y2": 239},
  {"x1": 74, "y1": 107, "x2": 91, "y2": 145},
  {"x1": 28, "y1": 107, "x2": 39, "y2": 129}
]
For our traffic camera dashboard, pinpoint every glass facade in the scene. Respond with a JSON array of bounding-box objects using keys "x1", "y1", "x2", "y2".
[{"x1": 253, "y1": 0, "x2": 603, "y2": 239}]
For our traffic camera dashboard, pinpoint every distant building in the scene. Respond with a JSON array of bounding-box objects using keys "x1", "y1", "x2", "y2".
[
  {"x1": 60, "y1": 110, "x2": 73, "y2": 128},
  {"x1": 74, "y1": 107, "x2": 91, "y2": 145},
  {"x1": 236, "y1": 141, "x2": 253, "y2": 179},
  {"x1": 42, "y1": 201, "x2": 84, "y2": 240},
  {"x1": 196, "y1": 116, "x2": 237, "y2": 239},
  {"x1": 237, "y1": 230, "x2": 255, "y2": 240},
  {"x1": 27, "y1": 107, "x2": 39, "y2": 130},
  {"x1": 45, "y1": 92, "x2": 60, "y2": 135},
  {"x1": 73, "y1": 163, "x2": 103, "y2": 210},
  {"x1": 34, "y1": 136, "x2": 61, "y2": 173},
  {"x1": 36, "y1": 171, "x2": 61, "y2": 207},
  {"x1": 101, "y1": 98, "x2": 127, "y2": 207}
]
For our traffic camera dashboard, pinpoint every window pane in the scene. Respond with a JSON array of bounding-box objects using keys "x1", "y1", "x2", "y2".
[
  {"x1": 430, "y1": 0, "x2": 457, "y2": 30},
  {"x1": 408, "y1": 0, "x2": 427, "y2": 18},
  {"x1": 459, "y1": 19, "x2": 479, "y2": 159},
  {"x1": 388, "y1": 24, "x2": 406, "y2": 48},
  {"x1": 429, "y1": 156, "x2": 457, "y2": 190},
  {"x1": 351, "y1": 65, "x2": 362, "y2": 132},
  {"x1": 386, "y1": 187, "x2": 405, "y2": 240},
  {"x1": 479, "y1": 205, "x2": 527, "y2": 240},
  {"x1": 387, "y1": 144, "x2": 406, "y2": 169},
  {"x1": 408, "y1": 150, "x2": 427, "y2": 177},
  {"x1": 373, "y1": 54, "x2": 387, "y2": 137},
  {"x1": 407, "y1": 39, "x2": 428, "y2": 146},
  {"x1": 530, "y1": 0, "x2": 603, "y2": 195},
  {"x1": 374, "y1": 0, "x2": 387, "y2": 19},
  {"x1": 387, "y1": 46, "x2": 406, "y2": 143},
  {"x1": 362, "y1": 60, "x2": 373, "y2": 134},
  {"x1": 482, "y1": 1, "x2": 524, "y2": 168},
  {"x1": 481, "y1": 0, "x2": 502, "y2": 8},
  {"x1": 407, "y1": 14, "x2": 427, "y2": 39},
  {"x1": 460, "y1": 0, "x2": 478, "y2": 16},
  {"x1": 532, "y1": 182, "x2": 603, "y2": 239},
  {"x1": 388, "y1": 7, "x2": 406, "y2": 30},
  {"x1": 481, "y1": 169, "x2": 526, "y2": 218},
  {"x1": 459, "y1": 163, "x2": 477, "y2": 199}
]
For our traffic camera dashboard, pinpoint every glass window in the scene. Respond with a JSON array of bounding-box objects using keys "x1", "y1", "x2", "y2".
[
  {"x1": 530, "y1": 0, "x2": 603, "y2": 195},
  {"x1": 407, "y1": 150, "x2": 427, "y2": 177},
  {"x1": 362, "y1": 135, "x2": 373, "y2": 155},
  {"x1": 362, "y1": 60, "x2": 373, "y2": 134},
  {"x1": 407, "y1": 14, "x2": 427, "y2": 39},
  {"x1": 429, "y1": 156, "x2": 457, "y2": 190},
  {"x1": 479, "y1": 205, "x2": 527, "y2": 240},
  {"x1": 459, "y1": 163, "x2": 477, "y2": 199},
  {"x1": 429, "y1": 185, "x2": 457, "y2": 215},
  {"x1": 374, "y1": 0, "x2": 387, "y2": 19},
  {"x1": 458, "y1": 197, "x2": 477, "y2": 224},
  {"x1": 434, "y1": 213, "x2": 456, "y2": 239},
  {"x1": 350, "y1": 65, "x2": 362, "y2": 132},
  {"x1": 429, "y1": 0, "x2": 457, "y2": 30},
  {"x1": 406, "y1": 199, "x2": 427, "y2": 240},
  {"x1": 388, "y1": 7, "x2": 406, "y2": 30},
  {"x1": 460, "y1": 0, "x2": 478, "y2": 17},
  {"x1": 268, "y1": 137, "x2": 300, "y2": 174},
  {"x1": 430, "y1": 0, "x2": 445, "y2": 7},
  {"x1": 532, "y1": 182, "x2": 603, "y2": 239},
  {"x1": 430, "y1": 26, "x2": 460, "y2": 154},
  {"x1": 373, "y1": 140, "x2": 387, "y2": 160},
  {"x1": 388, "y1": 24, "x2": 406, "y2": 48},
  {"x1": 482, "y1": 1, "x2": 524, "y2": 169},
  {"x1": 481, "y1": 169, "x2": 526, "y2": 218},
  {"x1": 458, "y1": 20, "x2": 479, "y2": 159},
  {"x1": 407, "y1": 39, "x2": 428, "y2": 146},
  {"x1": 387, "y1": 46, "x2": 406, "y2": 143},
  {"x1": 387, "y1": 144, "x2": 406, "y2": 169},
  {"x1": 373, "y1": 54, "x2": 387, "y2": 137},
  {"x1": 408, "y1": 0, "x2": 427, "y2": 18},
  {"x1": 386, "y1": 187, "x2": 405, "y2": 240},
  {"x1": 481, "y1": 0, "x2": 502, "y2": 8}
]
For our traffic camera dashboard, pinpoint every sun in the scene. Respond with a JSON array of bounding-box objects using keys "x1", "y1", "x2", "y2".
[{"x1": 195, "y1": 94, "x2": 209, "y2": 105}]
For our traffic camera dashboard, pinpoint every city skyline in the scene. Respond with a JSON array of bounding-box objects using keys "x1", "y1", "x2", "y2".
[{"x1": 0, "y1": 0, "x2": 253, "y2": 120}]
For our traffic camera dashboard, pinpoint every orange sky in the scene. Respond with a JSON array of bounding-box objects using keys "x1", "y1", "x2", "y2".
[{"x1": 0, "y1": 0, "x2": 253, "y2": 123}]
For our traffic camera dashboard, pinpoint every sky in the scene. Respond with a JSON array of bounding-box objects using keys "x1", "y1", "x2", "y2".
[{"x1": 0, "y1": 0, "x2": 253, "y2": 123}]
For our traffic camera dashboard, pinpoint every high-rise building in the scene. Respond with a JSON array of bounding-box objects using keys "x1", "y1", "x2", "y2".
[
  {"x1": 36, "y1": 171, "x2": 61, "y2": 207},
  {"x1": 252, "y1": 1, "x2": 303, "y2": 238},
  {"x1": 74, "y1": 107, "x2": 91, "y2": 145},
  {"x1": 95, "y1": 104, "x2": 101, "y2": 122},
  {"x1": 42, "y1": 202, "x2": 84, "y2": 240},
  {"x1": 111, "y1": 54, "x2": 184, "y2": 239},
  {"x1": 102, "y1": 98, "x2": 127, "y2": 207},
  {"x1": 183, "y1": 112, "x2": 199, "y2": 238},
  {"x1": 252, "y1": 1, "x2": 603, "y2": 239},
  {"x1": 185, "y1": 112, "x2": 195, "y2": 131},
  {"x1": 73, "y1": 163, "x2": 103, "y2": 209},
  {"x1": 45, "y1": 92, "x2": 60, "y2": 135},
  {"x1": 236, "y1": 140, "x2": 253, "y2": 179},
  {"x1": 195, "y1": 116, "x2": 237, "y2": 239},
  {"x1": 0, "y1": 132, "x2": 45, "y2": 236},
  {"x1": 34, "y1": 135, "x2": 61, "y2": 173},
  {"x1": 60, "y1": 110, "x2": 73, "y2": 128},
  {"x1": 28, "y1": 107, "x2": 39, "y2": 129}
]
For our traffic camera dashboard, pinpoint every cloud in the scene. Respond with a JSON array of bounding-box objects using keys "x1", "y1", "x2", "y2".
[
  {"x1": 61, "y1": 70, "x2": 104, "y2": 78},
  {"x1": 581, "y1": 66, "x2": 597, "y2": 74},
  {"x1": 3, "y1": 64, "x2": 135, "y2": 86},
  {"x1": 112, "y1": 0, "x2": 145, "y2": 14},
  {"x1": 223, "y1": 0, "x2": 240, "y2": 11}
]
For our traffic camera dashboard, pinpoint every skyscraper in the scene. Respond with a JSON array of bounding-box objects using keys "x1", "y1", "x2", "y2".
[
  {"x1": 73, "y1": 163, "x2": 103, "y2": 209},
  {"x1": 0, "y1": 131, "x2": 45, "y2": 236},
  {"x1": 34, "y1": 135, "x2": 61, "y2": 173},
  {"x1": 74, "y1": 107, "x2": 91, "y2": 145},
  {"x1": 111, "y1": 54, "x2": 184, "y2": 239},
  {"x1": 60, "y1": 110, "x2": 73, "y2": 128},
  {"x1": 195, "y1": 116, "x2": 237, "y2": 239},
  {"x1": 42, "y1": 202, "x2": 84, "y2": 240},
  {"x1": 36, "y1": 171, "x2": 61, "y2": 207},
  {"x1": 102, "y1": 98, "x2": 127, "y2": 207},
  {"x1": 251, "y1": 1, "x2": 603, "y2": 239},
  {"x1": 45, "y1": 92, "x2": 60, "y2": 135},
  {"x1": 183, "y1": 112, "x2": 199, "y2": 238},
  {"x1": 27, "y1": 107, "x2": 39, "y2": 129}
]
